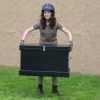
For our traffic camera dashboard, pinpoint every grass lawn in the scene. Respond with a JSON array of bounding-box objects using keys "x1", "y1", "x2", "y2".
[{"x1": 0, "y1": 66, "x2": 100, "y2": 100}]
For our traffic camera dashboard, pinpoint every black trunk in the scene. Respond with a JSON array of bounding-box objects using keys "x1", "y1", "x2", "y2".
[{"x1": 19, "y1": 43, "x2": 71, "y2": 77}]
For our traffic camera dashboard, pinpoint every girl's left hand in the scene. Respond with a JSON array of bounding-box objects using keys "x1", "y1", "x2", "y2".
[
  {"x1": 20, "y1": 40, "x2": 24, "y2": 45},
  {"x1": 68, "y1": 41, "x2": 73, "y2": 51}
]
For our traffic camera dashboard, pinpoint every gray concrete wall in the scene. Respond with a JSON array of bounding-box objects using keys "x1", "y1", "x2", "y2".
[{"x1": 0, "y1": 0, "x2": 100, "y2": 75}]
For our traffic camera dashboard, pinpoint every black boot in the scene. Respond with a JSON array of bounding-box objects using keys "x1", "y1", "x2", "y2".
[
  {"x1": 52, "y1": 85, "x2": 60, "y2": 95},
  {"x1": 38, "y1": 84, "x2": 43, "y2": 94}
]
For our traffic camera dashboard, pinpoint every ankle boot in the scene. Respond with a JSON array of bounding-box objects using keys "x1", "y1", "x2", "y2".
[
  {"x1": 52, "y1": 85, "x2": 60, "y2": 95},
  {"x1": 38, "y1": 84, "x2": 43, "y2": 94}
]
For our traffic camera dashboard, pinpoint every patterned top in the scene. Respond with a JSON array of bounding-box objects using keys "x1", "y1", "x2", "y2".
[{"x1": 33, "y1": 21, "x2": 63, "y2": 42}]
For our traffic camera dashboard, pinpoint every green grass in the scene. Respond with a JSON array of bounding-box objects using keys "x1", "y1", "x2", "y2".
[{"x1": 0, "y1": 66, "x2": 100, "y2": 100}]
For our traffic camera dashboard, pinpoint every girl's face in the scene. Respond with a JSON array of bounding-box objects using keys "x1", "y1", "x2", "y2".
[{"x1": 43, "y1": 11, "x2": 51, "y2": 20}]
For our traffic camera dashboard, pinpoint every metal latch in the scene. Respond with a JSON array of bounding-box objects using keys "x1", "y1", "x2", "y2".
[{"x1": 43, "y1": 45, "x2": 45, "y2": 52}]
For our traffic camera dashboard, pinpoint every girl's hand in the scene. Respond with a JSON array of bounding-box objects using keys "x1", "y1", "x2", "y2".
[
  {"x1": 20, "y1": 40, "x2": 24, "y2": 45},
  {"x1": 68, "y1": 41, "x2": 73, "y2": 51}
]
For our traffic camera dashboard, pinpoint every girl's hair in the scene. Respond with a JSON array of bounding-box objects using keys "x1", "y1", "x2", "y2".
[{"x1": 40, "y1": 10, "x2": 56, "y2": 29}]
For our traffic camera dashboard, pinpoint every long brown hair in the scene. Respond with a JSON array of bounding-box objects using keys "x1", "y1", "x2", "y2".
[{"x1": 40, "y1": 10, "x2": 56, "y2": 29}]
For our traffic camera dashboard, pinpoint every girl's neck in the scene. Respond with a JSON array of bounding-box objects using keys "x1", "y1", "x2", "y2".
[{"x1": 46, "y1": 20, "x2": 49, "y2": 25}]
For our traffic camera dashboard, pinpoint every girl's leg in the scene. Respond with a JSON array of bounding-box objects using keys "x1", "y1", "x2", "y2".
[
  {"x1": 52, "y1": 77, "x2": 57, "y2": 85},
  {"x1": 38, "y1": 76, "x2": 43, "y2": 84},
  {"x1": 38, "y1": 76, "x2": 44, "y2": 93},
  {"x1": 38, "y1": 41, "x2": 44, "y2": 94},
  {"x1": 51, "y1": 77, "x2": 59, "y2": 94}
]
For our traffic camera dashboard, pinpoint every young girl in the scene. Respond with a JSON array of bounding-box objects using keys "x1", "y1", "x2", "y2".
[{"x1": 21, "y1": 3, "x2": 73, "y2": 95}]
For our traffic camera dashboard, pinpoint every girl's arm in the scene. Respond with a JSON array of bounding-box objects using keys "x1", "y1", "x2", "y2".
[
  {"x1": 61, "y1": 26, "x2": 73, "y2": 51},
  {"x1": 21, "y1": 26, "x2": 34, "y2": 41},
  {"x1": 61, "y1": 26, "x2": 73, "y2": 42}
]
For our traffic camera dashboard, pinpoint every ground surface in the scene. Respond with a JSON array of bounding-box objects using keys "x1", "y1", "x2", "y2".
[{"x1": 0, "y1": 66, "x2": 100, "y2": 100}]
